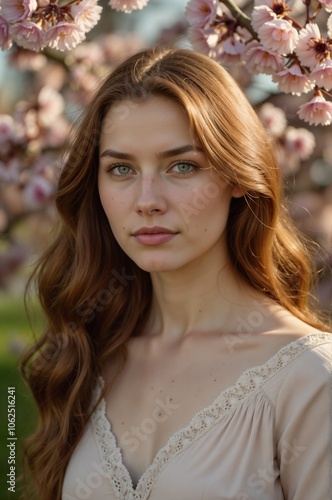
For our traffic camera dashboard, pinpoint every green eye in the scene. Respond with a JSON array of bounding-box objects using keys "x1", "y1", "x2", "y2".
[
  {"x1": 172, "y1": 162, "x2": 196, "y2": 174},
  {"x1": 107, "y1": 164, "x2": 133, "y2": 176},
  {"x1": 117, "y1": 165, "x2": 131, "y2": 175}
]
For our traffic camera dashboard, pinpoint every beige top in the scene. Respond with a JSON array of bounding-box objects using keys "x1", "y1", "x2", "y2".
[{"x1": 62, "y1": 332, "x2": 332, "y2": 500}]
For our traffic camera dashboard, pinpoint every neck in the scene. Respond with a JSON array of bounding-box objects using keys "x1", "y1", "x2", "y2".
[{"x1": 144, "y1": 251, "x2": 258, "y2": 344}]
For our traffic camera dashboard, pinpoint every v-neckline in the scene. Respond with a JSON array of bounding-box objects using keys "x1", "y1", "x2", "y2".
[{"x1": 91, "y1": 332, "x2": 330, "y2": 500}]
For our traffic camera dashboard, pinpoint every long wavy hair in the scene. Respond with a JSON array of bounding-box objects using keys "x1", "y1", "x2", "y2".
[{"x1": 20, "y1": 47, "x2": 329, "y2": 499}]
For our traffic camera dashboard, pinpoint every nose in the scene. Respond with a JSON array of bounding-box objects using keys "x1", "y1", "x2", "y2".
[{"x1": 134, "y1": 174, "x2": 167, "y2": 216}]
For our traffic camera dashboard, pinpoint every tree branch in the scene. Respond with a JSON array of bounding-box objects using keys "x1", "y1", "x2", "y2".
[{"x1": 220, "y1": 0, "x2": 257, "y2": 38}]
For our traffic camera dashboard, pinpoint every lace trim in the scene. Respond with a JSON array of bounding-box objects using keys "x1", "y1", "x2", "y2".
[{"x1": 91, "y1": 332, "x2": 331, "y2": 500}]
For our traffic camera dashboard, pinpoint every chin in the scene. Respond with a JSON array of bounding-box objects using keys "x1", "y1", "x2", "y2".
[{"x1": 132, "y1": 257, "x2": 183, "y2": 274}]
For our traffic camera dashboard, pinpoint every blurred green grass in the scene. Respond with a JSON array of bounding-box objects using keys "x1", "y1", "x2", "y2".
[{"x1": 0, "y1": 291, "x2": 44, "y2": 499}]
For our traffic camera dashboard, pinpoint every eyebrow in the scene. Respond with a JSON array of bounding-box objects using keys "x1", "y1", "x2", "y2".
[{"x1": 99, "y1": 145, "x2": 204, "y2": 160}]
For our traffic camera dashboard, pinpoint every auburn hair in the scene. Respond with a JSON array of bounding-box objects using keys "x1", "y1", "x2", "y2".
[{"x1": 20, "y1": 47, "x2": 329, "y2": 499}]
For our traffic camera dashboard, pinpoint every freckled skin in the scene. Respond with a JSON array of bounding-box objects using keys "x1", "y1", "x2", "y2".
[{"x1": 98, "y1": 97, "x2": 242, "y2": 274}]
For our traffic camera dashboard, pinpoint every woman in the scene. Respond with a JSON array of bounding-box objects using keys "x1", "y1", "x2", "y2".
[{"x1": 21, "y1": 47, "x2": 331, "y2": 500}]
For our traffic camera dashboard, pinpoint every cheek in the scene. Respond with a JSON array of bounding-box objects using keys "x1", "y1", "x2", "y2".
[{"x1": 178, "y1": 181, "x2": 232, "y2": 227}]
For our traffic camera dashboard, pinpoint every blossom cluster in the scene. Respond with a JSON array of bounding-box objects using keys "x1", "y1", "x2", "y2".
[
  {"x1": 0, "y1": 0, "x2": 103, "y2": 52},
  {"x1": 0, "y1": 29, "x2": 145, "y2": 286},
  {"x1": 0, "y1": 0, "x2": 151, "y2": 52},
  {"x1": 0, "y1": 86, "x2": 66, "y2": 209},
  {"x1": 185, "y1": 0, "x2": 332, "y2": 126},
  {"x1": 258, "y1": 102, "x2": 316, "y2": 176}
]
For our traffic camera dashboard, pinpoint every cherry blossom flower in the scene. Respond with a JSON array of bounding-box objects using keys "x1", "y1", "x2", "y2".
[
  {"x1": 108, "y1": 0, "x2": 149, "y2": 14},
  {"x1": 296, "y1": 24, "x2": 330, "y2": 69},
  {"x1": 187, "y1": 26, "x2": 218, "y2": 56},
  {"x1": 9, "y1": 21, "x2": 45, "y2": 52},
  {"x1": 254, "y1": 0, "x2": 303, "y2": 15},
  {"x1": 44, "y1": 117, "x2": 69, "y2": 148},
  {"x1": 272, "y1": 64, "x2": 315, "y2": 95},
  {"x1": 0, "y1": 15, "x2": 12, "y2": 50},
  {"x1": 0, "y1": 115, "x2": 15, "y2": 143},
  {"x1": 298, "y1": 93, "x2": 332, "y2": 125},
  {"x1": 258, "y1": 18, "x2": 299, "y2": 55},
  {"x1": 259, "y1": 102, "x2": 287, "y2": 137},
  {"x1": 284, "y1": 126, "x2": 315, "y2": 159},
  {"x1": 45, "y1": 22, "x2": 85, "y2": 51},
  {"x1": 328, "y1": 13, "x2": 332, "y2": 37},
  {"x1": 71, "y1": 0, "x2": 103, "y2": 32},
  {"x1": 70, "y1": 42, "x2": 105, "y2": 68},
  {"x1": 319, "y1": 0, "x2": 332, "y2": 12},
  {"x1": 216, "y1": 34, "x2": 245, "y2": 64},
  {"x1": 23, "y1": 175, "x2": 55, "y2": 209},
  {"x1": 8, "y1": 48, "x2": 47, "y2": 70},
  {"x1": 1, "y1": 0, "x2": 38, "y2": 23},
  {"x1": 242, "y1": 40, "x2": 285, "y2": 75},
  {"x1": 310, "y1": 59, "x2": 332, "y2": 90},
  {"x1": 37, "y1": 87, "x2": 65, "y2": 127},
  {"x1": 0, "y1": 158, "x2": 20, "y2": 182},
  {"x1": 185, "y1": 0, "x2": 220, "y2": 28},
  {"x1": 251, "y1": 5, "x2": 276, "y2": 32}
]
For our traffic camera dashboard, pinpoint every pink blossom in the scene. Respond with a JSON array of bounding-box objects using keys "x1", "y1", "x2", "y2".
[
  {"x1": 319, "y1": 0, "x2": 332, "y2": 12},
  {"x1": 296, "y1": 24, "x2": 330, "y2": 69},
  {"x1": 37, "y1": 87, "x2": 65, "y2": 127},
  {"x1": 251, "y1": 5, "x2": 276, "y2": 32},
  {"x1": 297, "y1": 94, "x2": 332, "y2": 126},
  {"x1": 310, "y1": 59, "x2": 332, "y2": 90},
  {"x1": 37, "y1": 0, "x2": 50, "y2": 6},
  {"x1": 108, "y1": 0, "x2": 149, "y2": 14},
  {"x1": 241, "y1": 40, "x2": 285, "y2": 75},
  {"x1": 23, "y1": 175, "x2": 55, "y2": 208},
  {"x1": 254, "y1": 0, "x2": 300, "y2": 13},
  {"x1": 0, "y1": 158, "x2": 20, "y2": 182},
  {"x1": 45, "y1": 22, "x2": 85, "y2": 51},
  {"x1": 284, "y1": 126, "x2": 315, "y2": 159},
  {"x1": 0, "y1": 115, "x2": 15, "y2": 143},
  {"x1": 258, "y1": 19, "x2": 299, "y2": 55},
  {"x1": 187, "y1": 26, "x2": 218, "y2": 56},
  {"x1": 21, "y1": 108, "x2": 39, "y2": 140},
  {"x1": 71, "y1": 0, "x2": 102, "y2": 32},
  {"x1": 0, "y1": 15, "x2": 12, "y2": 50},
  {"x1": 1, "y1": 0, "x2": 38, "y2": 23},
  {"x1": 185, "y1": 0, "x2": 220, "y2": 28},
  {"x1": 216, "y1": 34, "x2": 245, "y2": 64},
  {"x1": 328, "y1": 14, "x2": 332, "y2": 37},
  {"x1": 272, "y1": 64, "x2": 315, "y2": 95},
  {"x1": 70, "y1": 65, "x2": 99, "y2": 91},
  {"x1": 8, "y1": 48, "x2": 47, "y2": 70},
  {"x1": 259, "y1": 102, "x2": 287, "y2": 137},
  {"x1": 70, "y1": 41, "x2": 105, "y2": 68},
  {"x1": 9, "y1": 21, "x2": 45, "y2": 51},
  {"x1": 44, "y1": 117, "x2": 69, "y2": 148}
]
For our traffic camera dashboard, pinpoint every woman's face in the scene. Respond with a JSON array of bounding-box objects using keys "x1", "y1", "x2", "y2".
[{"x1": 98, "y1": 96, "x2": 241, "y2": 273}]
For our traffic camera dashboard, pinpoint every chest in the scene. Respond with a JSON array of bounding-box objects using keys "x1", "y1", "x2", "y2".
[{"x1": 102, "y1": 336, "x2": 273, "y2": 487}]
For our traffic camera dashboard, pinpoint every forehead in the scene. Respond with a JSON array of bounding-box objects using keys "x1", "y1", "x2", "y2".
[{"x1": 100, "y1": 96, "x2": 195, "y2": 146}]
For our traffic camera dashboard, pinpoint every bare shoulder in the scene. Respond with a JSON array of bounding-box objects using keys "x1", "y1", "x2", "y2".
[{"x1": 248, "y1": 295, "x2": 329, "y2": 338}]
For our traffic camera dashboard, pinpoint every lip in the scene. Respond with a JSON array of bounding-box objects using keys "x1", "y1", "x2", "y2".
[
  {"x1": 132, "y1": 226, "x2": 177, "y2": 236},
  {"x1": 132, "y1": 227, "x2": 178, "y2": 246}
]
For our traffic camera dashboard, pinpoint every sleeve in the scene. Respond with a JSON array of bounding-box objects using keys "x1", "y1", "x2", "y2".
[{"x1": 275, "y1": 341, "x2": 332, "y2": 500}]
